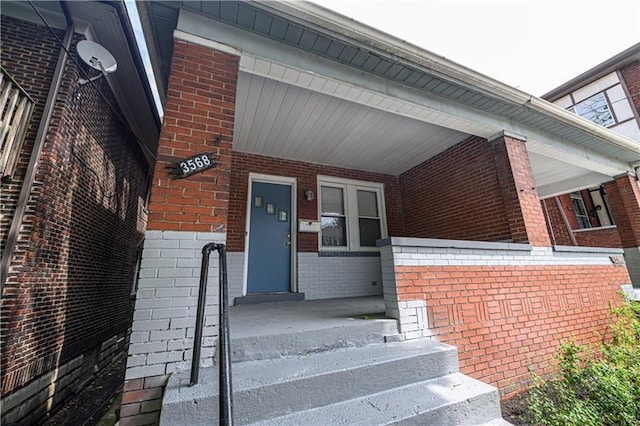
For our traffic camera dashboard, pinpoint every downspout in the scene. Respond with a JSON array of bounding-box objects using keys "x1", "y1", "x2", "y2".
[{"x1": 0, "y1": 1, "x2": 75, "y2": 292}]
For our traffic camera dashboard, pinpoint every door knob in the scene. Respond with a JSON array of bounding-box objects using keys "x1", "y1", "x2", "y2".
[{"x1": 286, "y1": 241, "x2": 291, "y2": 247}]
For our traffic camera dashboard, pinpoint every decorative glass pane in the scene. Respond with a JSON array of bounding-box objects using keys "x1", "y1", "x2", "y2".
[
  {"x1": 357, "y1": 190, "x2": 378, "y2": 217},
  {"x1": 359, "y1": 218, "x2": 381, "y2": 247},
  {"x1": 573, "y1": 93, "x2": 615, "y2": 127},
  {"x1": 321, "y1": 216, "x2": 347, "y2": 247},
  {"x1": 321, "y1": 186, "x2": 344, "y2": 215}
]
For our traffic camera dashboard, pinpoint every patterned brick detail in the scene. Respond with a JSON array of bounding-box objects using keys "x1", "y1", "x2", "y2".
[
  {"x1": 228, "y1": 151, "x2": 405, "y2": 252},
  {"x1": 606, "y1": 175, "x2": 640, "y2": 248},
  {"x1": 382, "y1": 243, "x2": 630, "y2": 396},
  {"x1": 147, "y1": 40, "x2": 238, "y2": 233},
  {"x1": 492, "y1": 135, "x2": 551, "y2": 246},
  {"x1": 399, "y1": 136, "x2": 511, "y2": 242},
  {"x1": 1, "y1": 16, "x2": 148, "y2": 423}
]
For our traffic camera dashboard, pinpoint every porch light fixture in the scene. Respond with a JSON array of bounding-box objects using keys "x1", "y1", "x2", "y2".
[{"x1": 304, "y1": 189, "x2": 314, "y2": 201}]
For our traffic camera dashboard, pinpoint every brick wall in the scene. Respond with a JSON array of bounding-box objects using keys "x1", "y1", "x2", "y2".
[
  {"x1": 380, "y1": 240, "x2": 630, "y2": 396},
  {"x1": 542, "y1": 197, "x2": 622, "y2": 248},
  {"x1": 574, "y1": 227, "x2": 621, "y2": 248},
  {"x1": 146, "y1": 40, "x2": 238, "y2": 234},
  {"x1": 399, "y1": 136, "x2": 512, "y2": 242},
  {"x1": 620, "y1": 60, "x2": 640, "y2": 117},
  {"x1": 122, "y1": 39, "x2": 239, "y2": 425},
  {"x1": 1, "y1": 17, "x2": 149, "y2": 424},
  {"x1": 228, "y1": 151, "x2": 405, "y2": 252}
]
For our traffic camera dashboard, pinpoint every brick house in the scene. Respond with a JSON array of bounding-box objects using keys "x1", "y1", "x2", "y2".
[
  {"x1": 122, "y1": 1, "x2": 640, "y2": 424},
  {"x1": 539, "y1": 44, "x2": 640, "y2": 266},
  {"x1": 0, "y1": 1, "x2": 159, "y2": 424}
]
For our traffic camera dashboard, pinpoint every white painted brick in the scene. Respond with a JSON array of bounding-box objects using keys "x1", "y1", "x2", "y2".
[
  {"x1": 168, "y1": 339, "x2": 194, "y2": 351},
  {"x1": 405, "y1": 300, "x2": 425, "y2": 308},
  {"x1": 137, "y1": 278, "x2": 175, "y2": 289},
  {"x1": 132, "y1": 319, "x2": 170, "y2": 331},
  {"x1": 177, "y1": 258, "x2": 202, "y2": 268},
  {"x1": 130, "y1": 331, "x2": 150, "y2": 343},
  {"x1": 403, "y1": 330, "x2": 424, "y2": 340},
  {"x1": 133, "y1": 310, "x2": 152, "y2": 321},
  {"x1": 147, "y1": 351, "x2": 185, "y2": 365},
  {"x1": 196, "y1": 232, "x2": 226, "y2": 241},
  {"x1": 141, "y1": 257, "x2": 178, "y2": 268},
  {"x1": 170, "y1": 317, "x2": 196, "y2": 329},
  {"x1": 126, "y1": 354, "x2": 147, "y2": 368},
  {"x1": 136, "y1": 289, "x2": 155, "y2": 299},
  {"x1": 174, "y1": 278, "x2": 200, "y2": 287},
  {"x1": 179, "y1": 239, "x2": 210, "y2": 249},
  {"x1": 142, "y1": 249, "x2": 161, "y2": 258},
  {"x1": 128, "y1": 341, "x2": 167, "y2": 355},
  {"x1": 163, "y1": 231, "x2": 196, "y2": 240},
  {"x1": 155, "y1": 288, "x2": 191, "y2": 298},
  {"x1": 153, "y1": 307, "x2": 189, "y2": 319},
  {"x1": 125, "y1": 364, "x2": 166, "y2": 380},
  {"x1": 144, "y1": 231, "x2": 163, "y2": 240},
  {"x1": 150, "y1": 329, "x2": 187, "y2": 341},
  {"x1": 158, "y1": 268, "x2": 194, "y2": 278},
  {"x1": 136, "y1": 298, "x2": 172, "y2": 309},
  {"x1": 161, "y1": 249, "x2": 196, "y2": 259},
  {"x1": 139, "y1": 268, "x2": 158, "y2": 278},
  {"x1": 144, "y1": 239, "x2": 180, "y2": 249},
  {"x1": 172, "y1": 297, "x2": 198, "y2": 307}
]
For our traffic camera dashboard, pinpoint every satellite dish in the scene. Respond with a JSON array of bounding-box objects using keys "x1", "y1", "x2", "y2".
[{"x1": 77, "y1": 40, "x2": 117, "y2": 73}]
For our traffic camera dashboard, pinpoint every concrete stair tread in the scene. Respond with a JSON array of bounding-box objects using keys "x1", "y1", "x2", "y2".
[
  {"x1": 230, "y1": 319, "x2": 400, "y2": 362},
  {"x1": 248, "y1": 372, "x2": 502, "y2": 426},
  {"x1": 164, "y1": 339, "x2": 457, "y2": 405}
]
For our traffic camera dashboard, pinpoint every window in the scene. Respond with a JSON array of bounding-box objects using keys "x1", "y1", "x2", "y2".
[
  {"x1": 318, "y1": 176, "x2": 387, "y2": 251},
  {"x1": 570, "y1": 191, "x2": 591, "y2": 229},
  {"x1": 571, "y1": 92, "x2": 615, "y2": 127}
]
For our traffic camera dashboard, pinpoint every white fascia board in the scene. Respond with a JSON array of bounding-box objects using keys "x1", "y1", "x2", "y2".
[{"x1": 176, "y1": 8, "x2": 631, "y2": 177}]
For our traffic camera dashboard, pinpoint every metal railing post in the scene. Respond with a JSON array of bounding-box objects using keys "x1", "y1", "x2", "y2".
[{"x1": 190, "y1": 243, "x2": 233, "y2": 425}]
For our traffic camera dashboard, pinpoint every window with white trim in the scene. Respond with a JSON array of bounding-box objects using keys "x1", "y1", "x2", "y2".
[
  {"x1": 570, "y1": 92, "x2": 615, "y2": 127},
  {"x1": 570, "y1": 191, "x2": 591, "y2": 229},
  {"x1": 318, "y1": 177, "x2": 387, "y2": 251}
]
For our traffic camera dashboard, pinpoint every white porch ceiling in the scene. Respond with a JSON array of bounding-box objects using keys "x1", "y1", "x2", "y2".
[{"x1": 233, "y1": 72, "x2": 470, "y2": 175}]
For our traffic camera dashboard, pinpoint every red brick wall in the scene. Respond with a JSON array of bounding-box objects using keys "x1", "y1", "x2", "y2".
[
  {"x1": 620, "y1": 60, "x2": 640, "y2": 118},
  {"x1": 1, "y1": 16, "x2": 149, "y2": 411},
  {"x1": 146, "y1": 40, "x2": 238, "y2": 233},
  {"x1": 606, "y1": 176, "x2": 640, "y2": 248},
  {"x1": 228, "y1": 151, "x2": 405, "y2": 252},
  {"x1": 395, "y1": 263, "x2": 629, "y2": 395},
  {"x1": 541, "y1": 198, "x2": 575, "y2": 246},
  {"x1": 574, "y1": 227, "x2": 621, "y2": 248},
  {"x1": 399, "y1": 136, "x2": 512, "y2": 242}
]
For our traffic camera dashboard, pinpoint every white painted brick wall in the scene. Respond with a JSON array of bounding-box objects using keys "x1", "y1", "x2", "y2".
[
  {"x1": 125, "y1": 231, "x2": 226, "y2": 380},
  {"x1": 227, "y1": 252, "x2": 245, "y2": 301},
  {"x1": 298, "y1": 253, "x2": 383, "y2": 299}
]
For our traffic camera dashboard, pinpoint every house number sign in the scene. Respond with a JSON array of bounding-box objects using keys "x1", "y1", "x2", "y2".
[{"x1": 172, "y1": 153, "x2": 218, "y2": 178}]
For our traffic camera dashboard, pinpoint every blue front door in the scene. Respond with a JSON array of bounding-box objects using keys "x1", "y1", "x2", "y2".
[{"x1": 247, "y1": 181, "x2": 292, "y2": 293}]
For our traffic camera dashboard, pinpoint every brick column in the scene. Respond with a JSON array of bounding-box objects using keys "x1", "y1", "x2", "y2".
[
  {"x1": 120, "y1": 40, "x2": 239, "y2": 426},
  {"x1": 605, "y1": 174, "x2": 640, "y2": 288},
  {"x1": 491, "y1": 133, "x2": 551, "y2": 246}
]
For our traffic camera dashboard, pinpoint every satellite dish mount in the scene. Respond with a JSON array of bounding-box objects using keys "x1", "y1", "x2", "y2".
[{"x1": 76, "y1": 40, "x2": 117, "y2": 88}]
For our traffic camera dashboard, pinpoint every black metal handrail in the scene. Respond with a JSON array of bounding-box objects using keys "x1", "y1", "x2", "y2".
[{"x1": 191, "y1": 243, "x2": 233, "y2": 425}]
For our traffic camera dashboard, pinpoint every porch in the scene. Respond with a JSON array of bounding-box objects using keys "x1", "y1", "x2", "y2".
[{"x1": 161, "y1": 295, "x2": 507, "y2": 425}]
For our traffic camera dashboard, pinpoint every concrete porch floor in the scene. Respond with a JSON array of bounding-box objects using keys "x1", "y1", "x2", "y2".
[{"x1": 228, "y1": 296, "x2": 393, "y2": 339}]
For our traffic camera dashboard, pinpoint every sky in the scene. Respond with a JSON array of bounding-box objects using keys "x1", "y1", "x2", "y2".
[{"x1": 126, "y1": 0, "x2": 640, "y2": 115}]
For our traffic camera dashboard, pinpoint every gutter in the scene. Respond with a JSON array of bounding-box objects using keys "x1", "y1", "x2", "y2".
[
  {"x1": 1, "y1": 1, "x2": 75, "y2": 291},
  {"x1": 257, "y1": 1, "x2": 640, "y2": 159}
]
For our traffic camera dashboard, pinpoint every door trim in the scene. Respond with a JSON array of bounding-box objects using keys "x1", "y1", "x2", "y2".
[{"x1": 243, "y1": 173, "x2": 297, "y2": 296}]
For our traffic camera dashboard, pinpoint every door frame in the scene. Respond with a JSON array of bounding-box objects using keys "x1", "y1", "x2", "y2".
[{"x1": 243, "y1": 173, "x2": 297, "y2": 296}]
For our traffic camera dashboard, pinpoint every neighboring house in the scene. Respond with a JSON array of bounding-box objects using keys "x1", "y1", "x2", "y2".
[
  {"x1": 0, "y1": 1, "x2": 159, "y2": 424},
  {"x1": 540, "y1": 43, "x2": 640, "y2": 250},
  {"x1": 119, "y1": 1, "x2": 640, "y2": 424}
]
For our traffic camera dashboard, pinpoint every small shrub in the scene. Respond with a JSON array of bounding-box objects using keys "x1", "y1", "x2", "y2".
[{"x1": 527, "y1": 301, "x2": 640, "y2": 426}]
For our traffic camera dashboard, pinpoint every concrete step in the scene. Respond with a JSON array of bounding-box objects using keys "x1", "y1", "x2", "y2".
[
  {"x1": 230, "y1": 318, "x2": 400, "y2": 362},
  {"x1": 161, "y1": 339, "x2": 459, "y2": 425},
  {"x1": 250, "y1": 373, "x2": 503, "y2": 426}
]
